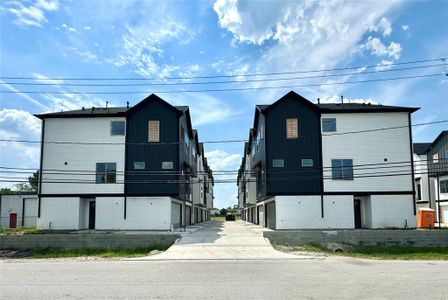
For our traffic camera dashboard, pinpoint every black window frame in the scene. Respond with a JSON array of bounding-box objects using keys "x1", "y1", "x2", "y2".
[
  {"x1": 110, "y1": 121, "x2": 125, "y2": 136},
  {"x1": 272, "y1": 159, "x2": 285, "y2": 168},
  {"x1": 133, "y1": 162, "x2": 145, "y2": 170},
  {"x1": 331, "y1": 159, "x2": 353, "y2": 180},
  {"x1": 322, "y1": 118, "x2": 336, "y2": 133},
  {"x1": 441, "y1": 180, "x2": 448, "y2": 194},
  {"x1": 301, "y1": 159, "x2": 314, "y2": 167},
  {"x1": 96, "y1": 162, "x2": 117, "y2": 184}
]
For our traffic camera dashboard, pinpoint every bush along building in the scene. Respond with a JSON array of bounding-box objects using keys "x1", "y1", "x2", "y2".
[
  {"x1": 238, "y1": 91, "x2": 418, "y2": 230},
  {"x1": 35, "y1": 94, "x2": 213, "y2": 230},
  {"x1": 413, "y1": 131, "x2": 448, "y2": 224}
]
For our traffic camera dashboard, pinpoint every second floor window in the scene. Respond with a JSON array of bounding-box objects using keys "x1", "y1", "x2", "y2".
[
  {"x1": 148, "y1": 120, "x2": 160, "y2": 142},
  {"x1": 96, "y1": 163, "x2": 116, "y2": 183},
  {"x1": 331, "y1": 159, "x2": 353, "y2": 180},
  {"x1": 111, "y1": 121, "x2": 125, "y2": 136},
  {"x1": 322, "y1": 118, "x2": 336, "y2": 132},
  {"x1": 286, "y1": 118, "x2": 298, "y2": 139}
]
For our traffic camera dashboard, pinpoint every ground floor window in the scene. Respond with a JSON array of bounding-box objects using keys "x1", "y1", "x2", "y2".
[{"x1": 441, "y1": 180, "x2": 448, "y2": 193}]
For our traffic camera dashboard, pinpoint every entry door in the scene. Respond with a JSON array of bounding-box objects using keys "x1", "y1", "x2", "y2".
[
  {"x1": 88, "y1": 201, "x2": 96, "y2": 229},
  {"x1": 354, "y1": 199, "x2": 362, "y2": 229},
  {"x1": 9, "y1": 213, "x2": 17, "y2": 228}
]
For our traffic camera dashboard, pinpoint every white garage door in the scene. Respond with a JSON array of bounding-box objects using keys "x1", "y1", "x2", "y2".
[
  {"x1": 23, "y1": 198, "x2": 38, "y2": 227},
  {"x1": 442, "y1": 206, "x2": 448, "y2": 224}
]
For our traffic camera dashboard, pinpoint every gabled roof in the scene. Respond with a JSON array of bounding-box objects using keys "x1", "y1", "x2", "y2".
[
  {"x1": 34, "y1": 94, "x2": 190, "y2": 119},
  {"x1": 253, "y1": 91, "x2": 419, "y2": 130},
  {"x1": 413, "y1": 143, "x2": 431, "y2": 155},
  {"x1": 425, "y1": 130, "x2": 448, "y2": 154}
]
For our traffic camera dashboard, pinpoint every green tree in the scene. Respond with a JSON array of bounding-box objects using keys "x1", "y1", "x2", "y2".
[
  {"x1": 220, "y1": 208, "x2": 228, "y2": 216},
  {"x1": 0, "y1": 187, "x2": 17, "y2": 195},
  {"x1": 13, "y1": 170, "x2": 39, "y2": 192}
]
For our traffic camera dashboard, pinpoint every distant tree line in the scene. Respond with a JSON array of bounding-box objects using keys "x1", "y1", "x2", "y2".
[{"x1": 0, "y1": 171, "x2": 39, "y2": 194}]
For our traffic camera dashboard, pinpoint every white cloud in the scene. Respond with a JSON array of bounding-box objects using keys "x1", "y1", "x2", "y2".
[
  {"x1": 402, "y1": 24, "x2": 409, "y2": 31},
  {"x1": 317, "y1": 95, "x2": 379, "y2": 105},
  {"x1": 369, "y1": 16, "x2": 392, "y2": 36},
  {"x1": 83, "y1": 25, "x2": 91, "y2": 31},
  {"x1": 361, "y1": 36, "x2": 402, "y2": 60},
  {"x1": 0, "y1": 80, "x2": 49, "y2": 111},
  {"x1": 0, "y1": 109, "x2": 41, "y2": 171},
  {"x1": 205, "y1": 150, "x2": 241, "y2": 171},
  {"x1": 3, "y1": 0, "x2": 59, "y2": 27}
]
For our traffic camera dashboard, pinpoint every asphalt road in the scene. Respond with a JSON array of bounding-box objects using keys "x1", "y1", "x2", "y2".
[{"x1": 1, "y1": 258, "x2": 448, "y2": 299}]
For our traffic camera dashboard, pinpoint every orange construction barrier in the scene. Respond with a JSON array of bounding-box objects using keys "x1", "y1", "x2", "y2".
[{"x1": 417, "y1": 208, "x2": 435, "y2": 229}]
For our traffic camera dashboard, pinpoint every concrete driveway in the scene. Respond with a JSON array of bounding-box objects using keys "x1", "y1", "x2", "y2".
[{"x1": 134, "y1": 220, "x2": 315, "y2": 260}]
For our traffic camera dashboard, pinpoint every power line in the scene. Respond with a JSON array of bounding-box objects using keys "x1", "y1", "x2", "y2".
[
  {"x1": 1, "y1": 119, "x2": 446, "y2": 146},
  {"x1": 2, "y1": 58, "x2": 445, "y2": 81},
  {"x1": 0, "y1": 170, "x2": 433, "y2": 185},
  {"x1": 2, "y1": 63, "x2": 445, "y2": 87},
  {"x1": 0, "y1": 159, "x2": 437, "y2": 177},
  {"x1": 0, "y1": 73, "x2": 445, "y2": 95}
]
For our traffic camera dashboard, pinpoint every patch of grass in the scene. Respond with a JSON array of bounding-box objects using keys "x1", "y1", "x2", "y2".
[
  {"x1": 0, "y1": 227, "x2": 40, "y2": 235},
  {"x1": 211, "y1": 216, "x2": 225, "y2": 221},
  {"x1": 274, "y1": 243, "x2": 448, "y2": 260},
  {"x1": 344, "y1": 246, "x2": 448, "y2": 260},
  {"x1": 30, "y1": 245, "x2": 169, "y2": 259}
]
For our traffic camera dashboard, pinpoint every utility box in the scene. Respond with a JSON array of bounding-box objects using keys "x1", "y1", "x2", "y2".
[{"x1": 417, "y1": 208, "x2": 435, "y2": 229}]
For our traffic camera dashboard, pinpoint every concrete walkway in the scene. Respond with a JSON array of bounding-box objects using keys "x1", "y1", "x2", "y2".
[{"x1": 132, "y1": 220, "x2": 317, "y2": 260}]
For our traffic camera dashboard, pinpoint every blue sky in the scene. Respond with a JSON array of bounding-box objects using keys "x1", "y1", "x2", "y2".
[{"x1": 0, "y1": 0, "x2": 447, "y2": 208}]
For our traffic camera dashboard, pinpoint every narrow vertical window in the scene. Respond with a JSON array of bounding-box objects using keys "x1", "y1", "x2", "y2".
[
  {"x1": 286, "y1": 118, "x2": 298, "y2": 139},
  {"x1": 148, "y1": 120, "x2": 160, "y2": 142}
]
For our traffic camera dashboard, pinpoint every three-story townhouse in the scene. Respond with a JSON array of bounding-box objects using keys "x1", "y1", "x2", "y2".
[
  {"x1": 35, "y1": 94, "x2": 213, "y2": 230},
  {"x1": 413, "y1": 131, "x2": 448, "y2": 224},
  {"x1": 243, "y1": 91, "x2": 418, "y2": 229}
]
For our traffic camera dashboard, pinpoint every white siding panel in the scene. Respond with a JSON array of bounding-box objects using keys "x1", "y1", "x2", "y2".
[
  {"x1": 37, "y1": 197, "x2": 81, "y2": 230},
  {"x1": 275, "y1": 195, "x2": 354, "y2": 229},
  {"x1": 23, "y1": 198, "x2": 38, "y2": 227},
  {"x1": 370, "y1": 194, "x2": 416, "y2": 228},
  {"x1": 322, "y1": 112, "x2": 413, "y2": 192},
  {"x1": 41, "y1": 118, "x2": 126, "y2": 194}
]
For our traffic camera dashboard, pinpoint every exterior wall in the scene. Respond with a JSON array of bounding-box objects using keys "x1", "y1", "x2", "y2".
[
  {"x1": 433, "y1": 175, "x2": 448, "y2": 223},
  {"x1": 274, "y1": 195, "x2": 354, "y2": 230},
  {"x1": 264, "y1": 97, "x2": 322, "y2": 196},
  {"x1": 126, "y1": 100, "x2": 180, "y2": 196},
  {"x1": 370, "y1": 194, "x2": 416, "y2": 228},
  {"x1": 0, "y1": 195, "x2": 38, "y2": 228},
  {"x1": 41, "y1": 117, "x2": 125, "y2": 194},
  {"x1": 38, "y1": 196, "x2": 173, "y2": 230},
  {"x1": 37, "y1": 197, "x2": 81, "y2": 230},
  {"x1": 414, "y1": 153, "x2": 431, "y2": 205},
  {"x1": 322, "y1": 112, "x2": 413, "y2": 192}
]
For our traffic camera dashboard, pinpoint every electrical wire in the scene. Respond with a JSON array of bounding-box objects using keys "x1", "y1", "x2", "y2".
[
  {"x1": 0, "y1": 73, "x2": 445, "y2": 95},
  {"x1": 2, "y1": 63, "x2": 446, "y2": 87},
  {"x1": 1, "y1": 119, "x2": 446, "y2": 146},
  {"x1": 2, "y1": 58, "x2": 445, "y2": 81}
]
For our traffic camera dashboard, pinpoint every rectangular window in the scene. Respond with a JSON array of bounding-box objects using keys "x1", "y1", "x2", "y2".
[
  {"x1": 162, "y1": 161, "x2": 174, "y2": 170},
  {"x1": 416, "y1": 181, "x2": 422, "y2": 200},
  {"x1": 272, "y1": 159, "x2": 284, "y2": 168},
  {"x1": 441, "y1": 180, "x2": 448, "y2": 194},
  {"x1": 433, "y1": 153, "x2": 439, "y2": 163},
  {"x1": 286, "y1": 118, "x2": 298, "y2": 139},
  {"x1": 96, "y1": 162, "x2": 116, "y2": 183},
  {"x1": 148, "y1": 120, "x2": 160, "y2": 142},
  {"x1": 331, "y1": 159, "x2": 353, "y2": 180},
  {"x1": 134, "y1": 162, "x2": 145, "y2": 170},
  {"x1": 111, "y1": 121, "x2": 125, "y2": 136},
  {"x1": 322, "y1": 118, "x2": 336, "y2": 132},
  {"x1": 301, "y1": 159, "x2": 314, "y2": 167}
]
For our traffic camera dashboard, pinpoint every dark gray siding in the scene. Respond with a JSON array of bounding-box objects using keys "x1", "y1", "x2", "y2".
[
  {"x1": 125, "y1": 99, "x2": 180, "y2": 196},
  {"x1": 264, "y1": 96, "x2": 322, "y2": 196},
  {"x1": 252, "y1": 114, "x2": 267, "y2": 199},
  {"x1": 178, "y1": 114, "x2": 192, "y2": 201},
  {"x1": 427, "y1": 132, "x2": 448, "y2": 176}
]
